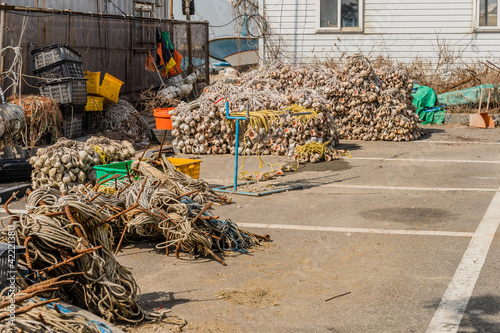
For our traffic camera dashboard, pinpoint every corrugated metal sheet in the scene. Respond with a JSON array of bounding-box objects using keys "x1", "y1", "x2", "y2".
[
  {"x1": 0, "y1": 6, "x2": 209, "y2": 100},
  {"x1": 4, "y1": 0, "x2": 168, "y2": 18},
  {"x1": 259, "y1": 0, "x2": 500, "y2": 64}
]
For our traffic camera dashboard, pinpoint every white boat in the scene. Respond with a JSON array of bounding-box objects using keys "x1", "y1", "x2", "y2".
[{"x1": 209, "y1": 36, "x2": 259, "y2": 67}]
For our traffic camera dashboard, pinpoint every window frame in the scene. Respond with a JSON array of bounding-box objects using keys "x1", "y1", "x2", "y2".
[
  {"x1": 315, "y1": 0, "x2": 364, "y2": 33},
  {"x1": 475, "y1": 0, "x2": 500, "y2": 31}
]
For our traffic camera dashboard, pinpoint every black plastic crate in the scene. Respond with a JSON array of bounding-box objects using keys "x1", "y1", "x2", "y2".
[
  {"x1": 39, "y1": 78, "x2": 88, "y2": 105},
  {"x1": 62, "y1": 113, "x2": 84, "y2": 139},
  {"x1": 32, "y1": 44, "x2": 82, "y2": 70},
  {"x1": 84, "y1": 110, "x2": 106, "y2": 134},
  {"x1": 34, "y1": 60, "x2": 84, "y2": 79},
  {"x1": 60, "y1": 105, "x2": 85, "y2": 118},
  {"x1": 0, "y1": 243, "x2": 26, "y2": 291}
]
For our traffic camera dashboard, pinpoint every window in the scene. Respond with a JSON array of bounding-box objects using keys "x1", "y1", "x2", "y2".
[
  {"x1": 317, "y1": 0, "x2": 363, "y2": 32},
  {"x1": 477, "y1": 0, "x2": 499, "y2": 29}
]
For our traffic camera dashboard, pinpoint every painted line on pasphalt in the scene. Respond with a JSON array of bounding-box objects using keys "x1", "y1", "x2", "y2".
[
  {"x1": 236, "y1": 223, "x2": 473, "y2": 238},
  {"x1": 346, "y1": 157, "x2": 500, "y2": 164},
  {"x1": 0, "y1": 209, "x2": 474, "y2": 238},
  {"x1": 322, "y1": 184, "x2": 499, "y2": 192},
  {"x1": 427, "y1": 187, "x2": 500, "y2": 332},
  {"x1": 416, "y1": 140, "x2": 500, "y2": 145}
]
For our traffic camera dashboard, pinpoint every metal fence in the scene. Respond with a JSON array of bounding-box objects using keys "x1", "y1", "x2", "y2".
[
  {"x1": 4, "y1": 0, "x2": 168, "y2": 18},
  {"x1": 0, "y1": 5, "x2": 209, "y2": 100}
]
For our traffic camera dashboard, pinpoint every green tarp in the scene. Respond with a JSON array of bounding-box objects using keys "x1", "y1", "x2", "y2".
[
  {"x1": 437, "y1": 84, "x2": 497, "y2": 106},
  {"x1": 412, "y1": 85, "x2": 445, "y2": 125}
]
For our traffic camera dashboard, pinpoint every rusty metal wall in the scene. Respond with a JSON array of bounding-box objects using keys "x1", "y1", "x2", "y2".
[
  {"x1": 3, "y1": 0, "x2": 168, "y2": 18},
  {"x1": 0, "y1": 6, "x2": 209, "y2": 100}
]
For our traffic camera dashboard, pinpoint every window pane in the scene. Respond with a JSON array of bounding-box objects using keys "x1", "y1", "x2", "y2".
[
  {"x1": 320, "y1": 0, "x2": 338, "y2": 28},
  {"x1": 341, "y1": 0, "x2": 359, "y2": 27},
  {"x1": 479, "y1": 0, "x2": 498, "y2": 26}
]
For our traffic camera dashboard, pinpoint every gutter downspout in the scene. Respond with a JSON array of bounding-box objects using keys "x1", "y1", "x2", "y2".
[{"x1": 0, "y1": 9, "x2": 5, "y2": 85}]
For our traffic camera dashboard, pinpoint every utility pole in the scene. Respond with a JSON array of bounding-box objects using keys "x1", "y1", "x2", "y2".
[{"x1": 186, "y1": 0, "x2": 194, "y2": 75}]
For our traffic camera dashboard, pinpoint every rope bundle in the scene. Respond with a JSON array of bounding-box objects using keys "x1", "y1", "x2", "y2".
[
  {"x1": 8, "y1": 95, "x2": 62, "y2": 147},
  {"x1": 0, "y1": 294, "x2": 102, "y2": 333},
  {"x1": 0, "y1": 200, "x2": 152, "y2": 324},
  {"x1": 104, "y1": 100, "x2": 150, "y2": 141}
]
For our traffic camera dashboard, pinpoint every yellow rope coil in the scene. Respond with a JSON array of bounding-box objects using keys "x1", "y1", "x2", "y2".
[
  {"x1": 229, "y1": 104, "x2": 319, "y2": 132},
  {"x1": 93, "y1": 145, "x2": 110, "y2": 164}
]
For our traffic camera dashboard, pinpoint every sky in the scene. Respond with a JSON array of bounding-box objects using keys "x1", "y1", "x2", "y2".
[{"x1": 171, "y1": 0, "x2": 236, "y2": 39}]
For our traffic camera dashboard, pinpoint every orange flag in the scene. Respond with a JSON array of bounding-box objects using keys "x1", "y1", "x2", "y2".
[{"x1": 145, "y1": 51, "x2": 156, "y2": 72}]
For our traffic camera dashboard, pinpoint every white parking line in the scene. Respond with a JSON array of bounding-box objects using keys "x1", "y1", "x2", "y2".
[
  {"x1": 0, "y1": 209, "x2": 476, "y2": 238},
  {"x1": 322, "y1": 184, "x2": 499, "y2": 192},
  {"x1": 347, "y1": 157, "x2": 500, "y2": 164},
  {"x1": 416, "y1": 140, "x2": 500, "y2": 145},
  {"x1": 427, "y1": 188, "x2": 500, "y2": 332},
  {"x1": 237, "y1": 223, "x2": 473, "y2": 238}
]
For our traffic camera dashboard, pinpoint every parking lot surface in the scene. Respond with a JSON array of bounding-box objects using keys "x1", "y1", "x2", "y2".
[{"x1": 2, "y1": 125, "x2": 499, "y2": 332}]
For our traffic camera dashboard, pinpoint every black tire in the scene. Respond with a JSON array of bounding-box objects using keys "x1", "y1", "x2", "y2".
[{"x1": 0, "y1": 158, "x2": 33, "y2": 183}]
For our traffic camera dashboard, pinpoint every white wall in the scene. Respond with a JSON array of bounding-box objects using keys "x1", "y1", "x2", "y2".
[{"x1": 259, "y1": 0, "x2": 500, "y2": 66}]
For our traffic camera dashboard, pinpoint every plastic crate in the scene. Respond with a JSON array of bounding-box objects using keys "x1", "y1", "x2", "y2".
[
  {"x1": 98, "y1": 73, "x2": 124, "y2": 103},
  {"x1": 60, "y1": 105, "x2": 85, "y2": 118},
  {"x1": 93, "y1": 157, "x2": 201, "y2": 181},
  {"x1": 85, "y1": 96, "x2": 104, "y2": 111},
  {"x1": 32, "y1": 44, "x2": 82, "y2": 70},
  {"x1": 84, "y1": 110, "x2": 105, "y2": 134},
  {"x1": 84, "y1": 71, "x2": 101, "y2": 95},
  {"x1": 34, "y1": 60, "x2": 84, "y2": 79},
  {"x1": 62, "y1": 113, "x2": 84, "y2": 139},
  {"x1": 0, "y1": 243, "x2": 26, "y2": 291},
  {"x1": 93, "y1": 160, "x2": 134, "y2": 183},
  {"x1": 39, "y1": 78, "x2": 88, "y2": 105},
  {"x1": 167, "y1": 158, "x2": 202, "y2": 179}
]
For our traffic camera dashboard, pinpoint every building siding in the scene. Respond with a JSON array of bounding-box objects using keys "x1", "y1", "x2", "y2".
[{"x1": 259, "y1": 0, "x2": 499, "y2": 65}]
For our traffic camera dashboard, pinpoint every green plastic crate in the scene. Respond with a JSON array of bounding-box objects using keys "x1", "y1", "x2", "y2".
[{"x1": 93, "y1": 160, "x2": 134, "y2": 183}]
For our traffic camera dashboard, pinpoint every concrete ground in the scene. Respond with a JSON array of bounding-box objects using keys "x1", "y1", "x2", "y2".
[{"x1": 2, "y1": 124, "x2": 500, "y2": 332}]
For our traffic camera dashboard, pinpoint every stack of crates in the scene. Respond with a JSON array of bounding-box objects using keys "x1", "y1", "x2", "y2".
[
  {"x1": 83, "y1": 72, "x2": 124, "y2": 134},
  {"x1": 83, "y1": 71, "x2": 105, "y2": 134},
  {"x1": 32, "y1": 44, "x2": 87, "y2": 139}
]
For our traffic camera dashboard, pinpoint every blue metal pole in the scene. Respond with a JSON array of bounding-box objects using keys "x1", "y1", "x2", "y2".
[{"x1": 234, "y1": 119, "x2": 239, "y2": 192}]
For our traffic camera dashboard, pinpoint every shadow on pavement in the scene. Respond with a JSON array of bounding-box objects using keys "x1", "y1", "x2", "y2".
[
  {"x1": 426, "y1": 294, "x2": 500, "y2": 332},
  {"x1": 139, "y1": 290, "x2": 220, "y2": 311},
  {"x1": 421, "y1": 127, "x2": 446, "y2": 139}
]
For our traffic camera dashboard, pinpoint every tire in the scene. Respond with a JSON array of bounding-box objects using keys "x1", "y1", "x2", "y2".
[{"x1": 0, "y1": 158, "x2": 33, "y2": 183}]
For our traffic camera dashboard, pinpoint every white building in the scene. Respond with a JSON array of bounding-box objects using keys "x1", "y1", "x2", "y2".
[{"x1": 258, "y1": 0, "x2": 500, "y2": 65}]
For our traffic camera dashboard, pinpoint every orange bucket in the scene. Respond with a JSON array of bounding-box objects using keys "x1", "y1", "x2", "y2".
[{"x1": 154, "y1": 107, "x2": 175, "y2": 130}]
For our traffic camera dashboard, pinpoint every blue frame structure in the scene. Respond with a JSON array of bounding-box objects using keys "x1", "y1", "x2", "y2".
[{"x1": 212, "y1": 102, "x2": 304, "y2": 197}]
